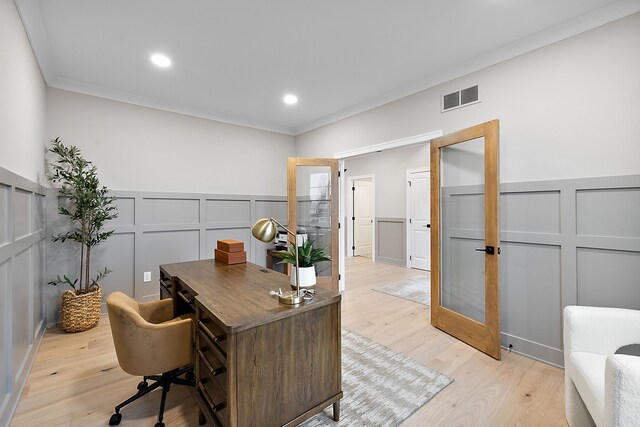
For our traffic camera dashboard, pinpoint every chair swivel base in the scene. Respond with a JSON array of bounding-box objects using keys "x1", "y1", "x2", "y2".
[{"x1": 109, "y1": 365, "x2": 195, "y2": 427}]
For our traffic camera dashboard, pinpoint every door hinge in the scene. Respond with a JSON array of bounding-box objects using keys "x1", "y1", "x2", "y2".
[
  {"x1": 352, "y1": 246, "x2": 355, "y2": 250},
  {"x1": 338, "y1": 171, "x2": 341, "y2": 177},
  {"x1": 409, "y1": 255, "x2": 412, "y2": 260},
  {"x1": 339, "y1": 274, "x2": 341, "y2": 280},
  {"x1": 408, "y1": 181, "x2": 412, "y2": 186},
  {"x1": 338, "y1": 222, "x2": 341, "y2": 229},
  {"x1": 352, "y1": 186, "x2": 355, "y2": 191},
  {"x1": 352, "y1": 216, "x2": 355, "y2": 221},
  {"x1": 409, "y1": 218, "x2": 412, "y2": 223}
]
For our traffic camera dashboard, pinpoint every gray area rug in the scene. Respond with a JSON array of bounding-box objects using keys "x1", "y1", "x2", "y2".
[
  {"x1": 372, "y1": 275, "x2": 431, "y2": 306},
  {"x1": 301, "y1": 329, "x2": 452, "y2": 427}
]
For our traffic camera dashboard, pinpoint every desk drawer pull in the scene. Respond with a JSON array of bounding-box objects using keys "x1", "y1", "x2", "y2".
[
  {"x1": 198, "y1": 350, "x2": 226, "y2": 377},
  {"x1": 178, "y1": 290, "x2": 194, "y2": 304},
  {"x1": 198, "y1": 382, "x2": 226, "y2": 413},
  {"x1": 198, "y1": 321, "x2": 225, "y2": 343},
  {"x1": 160, "y1": 279, "x2": 172, "y2": 289},
  {"x1": 198, "y1": 329, "x2": 227, "y2": 365}
]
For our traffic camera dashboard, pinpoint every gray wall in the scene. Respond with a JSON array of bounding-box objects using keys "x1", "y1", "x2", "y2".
[
  {"x1": 0, "y1": 0, "x2": 46, "y2": 184},
  {"x1": 0, "y1": 168, "x2": 47, "y2": 427},
  {"x1": 45, "y1": 88, "x2": 295, "y2": 195},
  {"x1": 442, "y1": 174, "x2": 640, "y2": 367},
  {"x1": 46, "y1": 189, "x2": 287, "y2": 325},
  {"x1": 296, "y1": 14, "x2": 640, "y2": 183}
]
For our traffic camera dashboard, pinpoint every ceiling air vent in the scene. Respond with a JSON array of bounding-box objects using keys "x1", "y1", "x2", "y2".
[{"x1": 442, "y1": 85, "x2": 479, "y2": 112}]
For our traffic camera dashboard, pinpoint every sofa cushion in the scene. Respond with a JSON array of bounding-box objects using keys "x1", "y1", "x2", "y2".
[{"x1": 568, "y1": 352, "x2": 606, "y2": 426}]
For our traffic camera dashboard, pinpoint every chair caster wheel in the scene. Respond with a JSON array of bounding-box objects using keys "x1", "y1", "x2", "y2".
[
  {"x1": 186, "y1": 370, "x2": 195, "y2": 382},
  {"x1": 137, "y1": 381, "x2": 149, "y2": 391},
  {"x1": 154, "y1": 423, "x2": 165, "y2": 427},
  {"x1": 109, "y1": 413, "x2": 122, "y2": 425}
]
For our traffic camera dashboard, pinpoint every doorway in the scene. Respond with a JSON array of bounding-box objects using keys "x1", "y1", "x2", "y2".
[
  {"x1": 346, "y1": 175, "x2": 375, "y2": 260},
  {"x1": 406, "y1": 168, "x2": 430, "y2": 271}
]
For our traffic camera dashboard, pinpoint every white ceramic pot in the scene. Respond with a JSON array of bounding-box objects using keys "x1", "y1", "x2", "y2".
[{"x1": 290, "y1": 266, "x2": 316, "y2": 288}]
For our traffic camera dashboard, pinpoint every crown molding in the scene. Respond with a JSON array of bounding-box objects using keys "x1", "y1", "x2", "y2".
[
  {"x1": 294, "y1": 0, "x2": 640, "y2": 135},
  {"x1": 48, "y1": 78, "x2": 296, "y2": 136}
]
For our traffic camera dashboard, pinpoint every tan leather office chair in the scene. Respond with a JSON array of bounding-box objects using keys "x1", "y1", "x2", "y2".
[{"x1": 107, "y1": 291, "x2": 194, "y2": 427}]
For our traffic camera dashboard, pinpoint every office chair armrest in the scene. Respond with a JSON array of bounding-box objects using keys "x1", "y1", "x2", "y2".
[{"x1": 138, "y1": 298, "x2": 174, "y2": 324}]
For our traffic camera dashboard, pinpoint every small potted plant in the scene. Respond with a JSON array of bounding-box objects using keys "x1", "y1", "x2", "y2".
[
  {"x1": 272, "y1": 239, "x2": 330, "y2": 289},
  {"x1": 47, "y1": 137, "x2": 118, "y2": 332}
]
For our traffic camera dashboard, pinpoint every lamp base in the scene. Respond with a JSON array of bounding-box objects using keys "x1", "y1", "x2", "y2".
[{"x1": 278, "y1": 290, "x2": 305, "y2": 305}]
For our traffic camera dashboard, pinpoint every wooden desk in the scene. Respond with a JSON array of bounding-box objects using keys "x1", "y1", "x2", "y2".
[{"x1": 159, "y1": 259, "x2": 342, "y2": 427}]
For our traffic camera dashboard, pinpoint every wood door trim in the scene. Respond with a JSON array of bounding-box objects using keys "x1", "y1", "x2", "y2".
[
  {"x1": 288, "y1": 158, "x2": 340, "y2": 292},
  {"x1": 430, "y1": 119, "x2": 501, "y2": 360}
]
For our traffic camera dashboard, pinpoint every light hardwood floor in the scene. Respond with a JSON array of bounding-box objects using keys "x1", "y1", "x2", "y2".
[{"x1": 12, "y1": 257, "x2": 566, "y2": 426}]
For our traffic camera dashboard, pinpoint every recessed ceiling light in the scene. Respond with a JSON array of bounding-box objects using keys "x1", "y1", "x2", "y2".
[
  {"x1": 150, "y1": 53, "x2": 171, "y2": 68},
  {"x1": 283, "y1": 94, "x2": 298, "y2": 105}
]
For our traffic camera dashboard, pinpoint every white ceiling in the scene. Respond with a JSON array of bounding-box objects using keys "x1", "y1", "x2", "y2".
[{"x1": 16, "y1": 0, "x2": 640, "y2": 135}]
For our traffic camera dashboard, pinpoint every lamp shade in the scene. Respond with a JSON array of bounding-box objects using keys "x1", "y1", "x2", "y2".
[{"x1": 251, "y1": 218, "x2": 277, "y2": 243}]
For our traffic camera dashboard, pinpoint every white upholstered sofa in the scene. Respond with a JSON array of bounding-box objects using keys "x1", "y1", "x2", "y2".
[{"x1": 564, "y1": 306, "x2": 640, "y2": 427}]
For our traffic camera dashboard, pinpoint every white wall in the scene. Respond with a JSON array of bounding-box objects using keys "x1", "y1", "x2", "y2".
[
  {"x1": 0, "y1": 0, "x2": 46, "y2": 182},
  {"x1": 296, "y1": 13, "x2": 640, "y2": 183},
  {"x1": 345, "y1": 144, "x2": 429, "y2": 218},
  {"x1": 46, "y1": 88, "x2": 296, "y2": 195}
]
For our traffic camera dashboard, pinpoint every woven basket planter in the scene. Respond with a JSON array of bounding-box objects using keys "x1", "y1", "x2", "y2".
[{"x1": 60, "y1": 286, "x2": 102, "y2": 333}]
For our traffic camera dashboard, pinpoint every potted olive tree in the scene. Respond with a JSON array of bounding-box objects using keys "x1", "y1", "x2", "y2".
[
  {"x1": 47, "y1": 137, "x2": 118, "y2": 332},
  {"x1": 272, "y1": 239, "x2": 330, "y2": 289}
]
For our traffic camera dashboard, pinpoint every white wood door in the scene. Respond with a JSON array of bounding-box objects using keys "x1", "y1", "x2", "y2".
[
  {"x1": 410, "y1": 172, "x2": 430, "y2": 270},
  {"x1": 353, "y1": 180, "x2": 373, "y2": 257}
]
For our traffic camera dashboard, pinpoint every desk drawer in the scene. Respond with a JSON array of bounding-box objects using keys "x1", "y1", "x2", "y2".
[
  {"x1": 198, "y1": 317, "x2": 228, "y2": 355},
  {"x1": 197, "y1": 376, "x2": 228, "y2": 427},
  {"x1": 175, "y1": 284, "x2": 196, "y2": 315},
  {"x1": 197, "y1": 341, "x2": 227, "y2": 394}
]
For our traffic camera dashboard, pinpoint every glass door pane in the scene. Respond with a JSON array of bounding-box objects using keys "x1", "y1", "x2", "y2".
[
  {"x1": 296, "y1": 165, "x2": 333, "y2": 278},
  {"x1": 440, "y1": 137, "x2": 486, "y2": 323}
]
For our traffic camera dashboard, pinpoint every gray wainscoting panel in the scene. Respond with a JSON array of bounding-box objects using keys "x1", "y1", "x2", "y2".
[
  {"x1": 253, "y1": 200, "x2": 288, "y2": 267},
  {"x1": 501, "y1": 191, "x2": 561, "y2": 234},
  {"x1": 0, "y1": 185, "x2": 8, "y2": 245},
  {"x1": 110, "y1": 197, "x2": 135, "y2": 227},
  {"x1": 0, "y1": 167, "x2": 46, "y2": 427},
  {"x1": 0, "y1": 260, "x2": 8, "y2": 406},
  {"x1": 576, "y1": 187, "x2": 640, "y2": 238},
  {"x1": 142, "y1": 198, "x2": 200, "y2": 225},
  {"x1": 206, "y1": 199, "x2": 251, "y2": 224},
  {"x1": 577, "y1": 248, "x2": 640, "y2": 310},
  {"x1": 375, "y1": 218, "x2": 405, "y2": 266},
  {"x1": 500, "y1": 242, "x2": 563, "y2": 365},
  {"x1": 441, "y1": 175, "x2": 640, "y2": 367},
  {"x1": 139, "y1": 230, "x2": 200, "y2": 298},
  {"x1": 95, "y1": 233, "x2": 136, "y2": 302},
  {"x1": 13, "y1": 190, "x2": 31, "y2": 240},
  {"x1": 205, "y1": 228, "x2": 251, "y2": 259},
  {"x1": 11, "y1": 249, "x2": 30, "y2": 381}
]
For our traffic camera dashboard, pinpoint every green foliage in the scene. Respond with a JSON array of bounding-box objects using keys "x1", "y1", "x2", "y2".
[
  {"x1": 47, "y1": 137, "x2": 118, "y2": 294},
  {"x1": 272, "y1": 239, "x2": 330, "y2": 268}
]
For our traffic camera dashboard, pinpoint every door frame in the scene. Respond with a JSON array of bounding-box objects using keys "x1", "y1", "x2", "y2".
[
  {"x1": 334, "y1": 130, "x2": 444, "y2": 291},
  {"x1": 288, "y1": 157, "x2": 340, "y2": 292},
  {"x1": 346, "y1": 174, "x2": 376, "y2": 261},
  {"x1": 430, "y1": 119, "x2": 501, "y2": 360},
  {"x1": 405, "y1": 167, "x2": 429, "y2": 269}
]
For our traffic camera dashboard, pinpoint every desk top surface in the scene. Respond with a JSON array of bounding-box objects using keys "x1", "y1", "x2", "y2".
[{"x1": 160, "y1": 259, "x2": 341, "y2": 333}]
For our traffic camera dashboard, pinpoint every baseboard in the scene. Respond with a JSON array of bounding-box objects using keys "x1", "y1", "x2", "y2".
[
  {"x1": 375, "y1": 256, "x2": 405, "y2": 266},
  {"x1": 501, "y1": 332, "x2": 564, "y2": 368},
  {"x1": 0, "y1": 319, "x2": 47, "y2": 427}
]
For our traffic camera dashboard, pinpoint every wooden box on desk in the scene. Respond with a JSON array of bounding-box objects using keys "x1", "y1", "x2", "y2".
[
  {"x1": 214, "y1": 248, "x2": 247, "y2": 264},
  {"x1": 217, "y1": 239, "x2": 244, "y2": 253}
]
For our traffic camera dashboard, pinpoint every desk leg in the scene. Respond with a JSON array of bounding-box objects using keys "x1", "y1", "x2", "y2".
[
  {"x1": 198, "y1": 408, "x2": 205, "y2": 425},
  {"x1": 333, "y1": 401, "x2": 340, "y2": 421}
]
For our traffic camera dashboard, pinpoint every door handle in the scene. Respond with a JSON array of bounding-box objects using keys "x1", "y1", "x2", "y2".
[
  {"x1": 422, "y1": 224, "x2": 431, "y2": 228},
  {"x1": 475, "y1": 246, "x2": 498, "y2": 255}
]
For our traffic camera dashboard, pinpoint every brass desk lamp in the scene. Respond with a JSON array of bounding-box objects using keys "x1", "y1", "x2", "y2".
[{"x1": 252, "y1": 217, "x2": 306, "y2": 305}]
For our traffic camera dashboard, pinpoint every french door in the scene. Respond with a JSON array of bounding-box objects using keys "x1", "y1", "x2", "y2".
[
  {"x1": 430, "y1": 120, "x2": 501, "y2": 360},
  {"x1": 288, "y1": 158, "x2": 340, "y2": 292}
]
